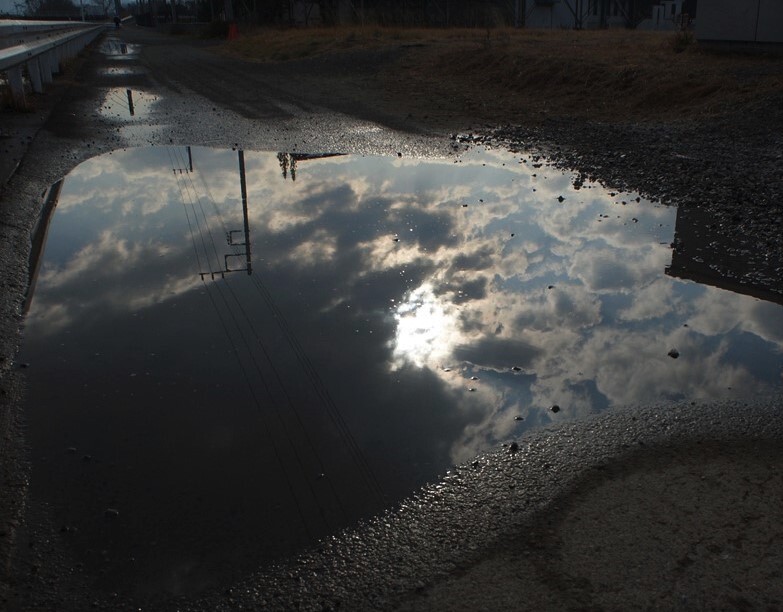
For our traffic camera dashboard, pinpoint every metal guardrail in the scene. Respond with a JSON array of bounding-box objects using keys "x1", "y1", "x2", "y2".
[{"x1": 0, "y1": 20, "x2": 105, "y2": 108}]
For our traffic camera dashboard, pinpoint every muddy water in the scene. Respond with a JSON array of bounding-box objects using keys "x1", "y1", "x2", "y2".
[{"x1": 20, "y1": 147, "x2": 783, "y2": 598}]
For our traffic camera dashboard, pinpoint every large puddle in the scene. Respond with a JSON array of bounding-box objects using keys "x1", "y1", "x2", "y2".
[{"x1": 21, "y1": 147, "x2": 783, "y2": 597}]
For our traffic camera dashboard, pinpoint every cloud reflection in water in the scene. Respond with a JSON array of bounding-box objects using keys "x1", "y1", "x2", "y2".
[{"x1": 21, "y1": 146, "x2": 783, "y2": 594}]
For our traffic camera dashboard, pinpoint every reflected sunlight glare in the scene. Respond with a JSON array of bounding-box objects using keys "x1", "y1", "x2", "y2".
[{"x1": 391, "y1": 283, "x2": 461, "y2": 370}]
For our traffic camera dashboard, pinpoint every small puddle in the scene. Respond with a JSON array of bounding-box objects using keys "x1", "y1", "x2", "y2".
[
  {"x1": 21, "y1": 147, "x2": 783, "y2": 598},
  {"x1": 99, "y1": 36, "x2": 140, "y2": 60},
  {"x1": 98, "y1": 66, "x2": 144, "y2": 77},
  {"x1": 98, "y1": 88, "x2": 159, "y2": 120}
]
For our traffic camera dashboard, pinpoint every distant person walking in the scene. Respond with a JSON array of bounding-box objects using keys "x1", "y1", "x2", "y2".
[{"x1": 114, "y1": 15, "x2": 121, "y2": 29}]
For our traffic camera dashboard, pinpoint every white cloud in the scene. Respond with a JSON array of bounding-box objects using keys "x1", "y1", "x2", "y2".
[{"x1": 32, "y1": 146, "x2": 782, "y2": 468}]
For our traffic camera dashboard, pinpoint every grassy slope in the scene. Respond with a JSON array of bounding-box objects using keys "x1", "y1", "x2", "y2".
[{"x1": 218, "y1": 26, "x2": 783, "y2": 124}]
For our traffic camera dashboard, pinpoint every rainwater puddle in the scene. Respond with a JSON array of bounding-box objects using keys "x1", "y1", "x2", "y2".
[
  {"x1": 21, "y1": 147, "x2": 783, "y2": 598},
  {"x1": 99, "y1": 36, "x2": 140, "y2": 60},
  {"x1": 98, "y1": 66, "x2": 144, "y2": 77},
  {"x1": 98, "y1": 88, "x2": 159, "y2": 120}
]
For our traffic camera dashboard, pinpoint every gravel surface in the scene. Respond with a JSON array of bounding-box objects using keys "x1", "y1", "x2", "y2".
[{"x1": 1, "y1": 25, "x2": 782, "y2": 611}]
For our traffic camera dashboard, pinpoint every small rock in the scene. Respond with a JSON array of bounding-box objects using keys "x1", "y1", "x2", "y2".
[
  {"x1": 514, "y1": 416, "x2": 523, "y2": 421},
  {"x1": 509, "y1": 442, "x2": 519, "y2": 453},
  {"x1": 557, "y1": 196, "x2": 565, "y2": 202},
  {"x1": 511, "y1": 366, "x2": 522, "y2": 372},
  {"x1": 104, "y1": 508, "x2": 119, "y2": 519},
  {"x1": 551, "y1": 405, "x2": 561, "y2": 413},
  {"x1": 668, "y1": 349, "x2": 680, "y2": 359}
]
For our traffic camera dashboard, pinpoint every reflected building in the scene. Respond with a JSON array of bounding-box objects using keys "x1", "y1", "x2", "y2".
[{"x1": 665, "y1": 205, "x2": 783, "y2": 306}]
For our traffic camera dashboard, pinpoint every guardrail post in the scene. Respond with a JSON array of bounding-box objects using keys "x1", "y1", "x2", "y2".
[
  {"x1": 27, "y1": 57, "x2": 44, "y2": 93},
  {"x1": 40, "y1": 51, "x2": 54, "y2": 84},
  {"x1": 54, "y1": 47, "x2": 63, "y2": 73},
  {"x1": 6, "y1": 66, "x2": 26, "y2": 108}
]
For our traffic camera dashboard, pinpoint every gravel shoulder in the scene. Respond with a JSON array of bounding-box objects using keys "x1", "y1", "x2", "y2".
[{"x1": 0, "y1": 25, "x2": 782, "y2": 611}]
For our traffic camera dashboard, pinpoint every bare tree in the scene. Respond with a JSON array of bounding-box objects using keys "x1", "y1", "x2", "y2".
[
  {"x1": 27, "y1": 0, "x2": 79, "y2": 16},
  {"x1": 95, "y1": 0, "x2": 114, "y2": 16}
]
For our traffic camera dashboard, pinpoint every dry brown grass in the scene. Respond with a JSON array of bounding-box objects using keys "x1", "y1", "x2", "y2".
[
  {"x1": 219, "y1": 26, "x2": 783, "y2": 123},
  {"x1": 221, "y1": 25, "x2": 488, "y2": 61}
]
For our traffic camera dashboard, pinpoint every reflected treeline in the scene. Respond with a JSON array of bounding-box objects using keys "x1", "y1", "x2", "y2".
[
  {"x1": 666, "y1": 205, "x2": 783, "y2": 306},
  {"x1": 277, "y1": 152, "x2": 344, "y2": 181}
]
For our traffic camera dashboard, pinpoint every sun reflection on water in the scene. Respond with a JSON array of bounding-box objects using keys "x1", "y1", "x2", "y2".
[{"x1": 391, "y1": 282, "x2": 461, "y2": 370}]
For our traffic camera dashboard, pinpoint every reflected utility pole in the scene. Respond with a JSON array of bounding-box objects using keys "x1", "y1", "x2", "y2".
[{"x1": 234, "y1": 150, "x2": 253, "y2": 276}]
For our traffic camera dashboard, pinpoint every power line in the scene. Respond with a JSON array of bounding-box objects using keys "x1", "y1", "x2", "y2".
[{"x1": 180, "y1": 146, "x2": 387, "y2": 509}]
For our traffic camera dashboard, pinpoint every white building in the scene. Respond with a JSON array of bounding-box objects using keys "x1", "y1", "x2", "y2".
[
  {"x1": 696, "y1": 0, "x2": 783, "y2": 43},
  {"x1": 524, "y1": 0, "x2": 638, "y2": 29},
  {"x1": 522, "y1": 0, "x2": 693, "y2": 30}
]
